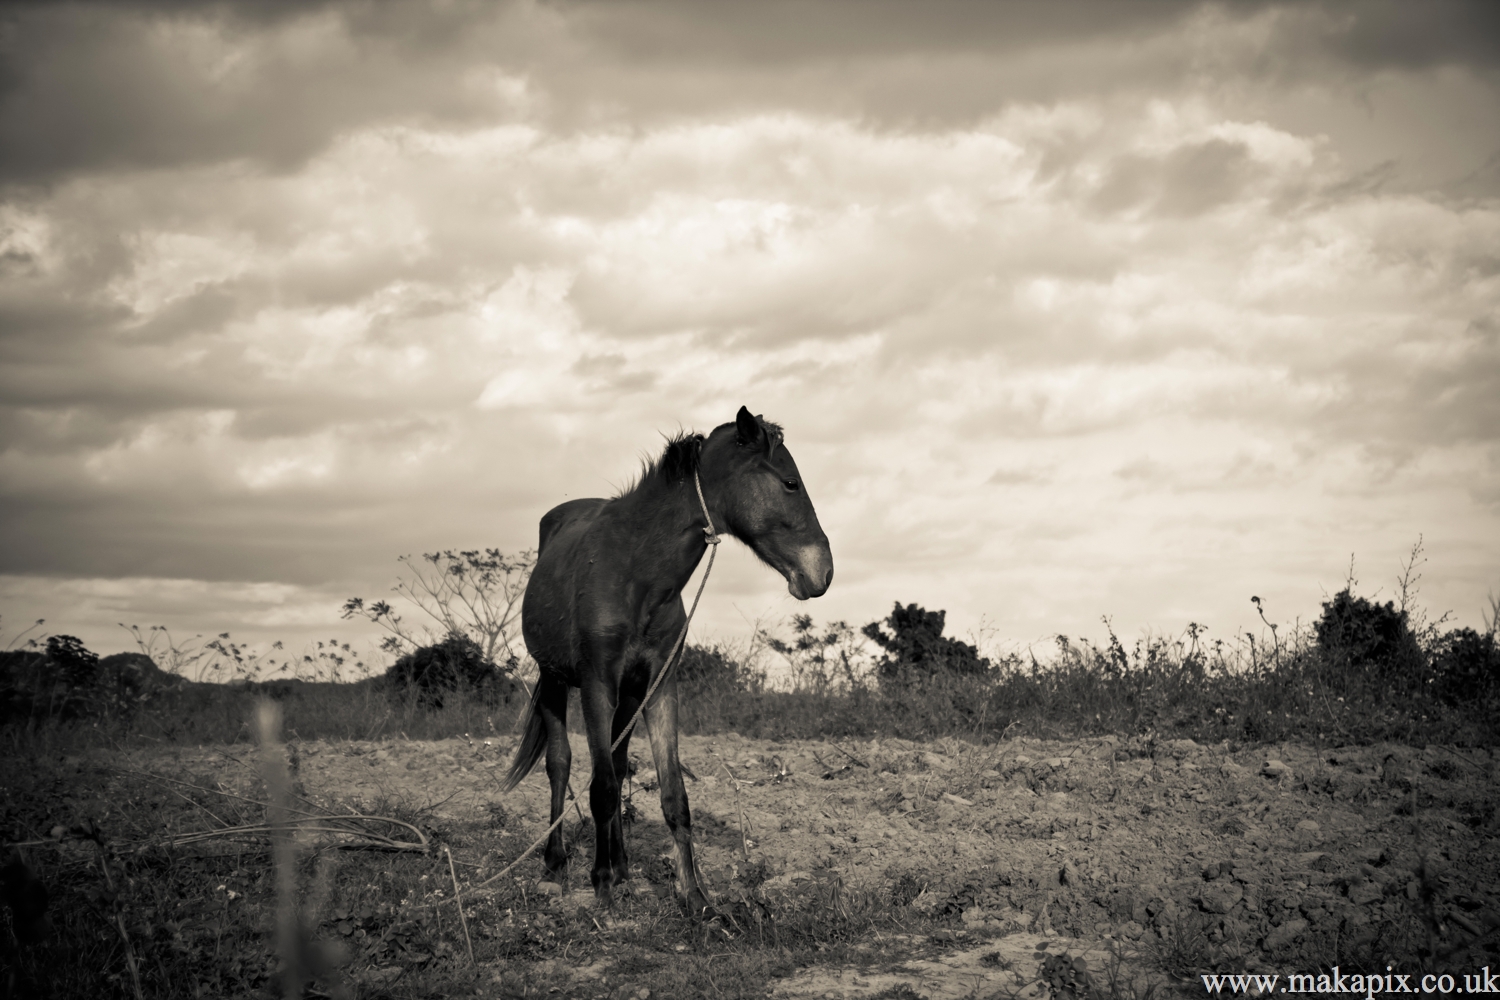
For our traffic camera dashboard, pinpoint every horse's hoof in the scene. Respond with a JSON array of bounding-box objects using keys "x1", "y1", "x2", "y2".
[{"x1": 682, "y1": 891, "x2": 717, "y2": 921}]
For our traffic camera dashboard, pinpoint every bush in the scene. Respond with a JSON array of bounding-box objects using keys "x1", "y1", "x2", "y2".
[
  {"x1": 0, "y1": 640, "x2": 177, "y2": 724},
  {"x1": 1313, "y1": 589, "x2": 1422, "y2": 684},
  {"x1": 862, "y1": 603, "x2": 990, "y2": 688},
  {"x1": 47, "y1": 634, "x2": 99, "y2": 689},
  {"x1": 674, "y1": 643, "x2": 744, "y2": 689},
  {"x1": 1430, "y1": 627, "x2": 1499, "y2": 706},
  {"x1": 385, "y1": 632, "x2": 519, "y2": 708}
]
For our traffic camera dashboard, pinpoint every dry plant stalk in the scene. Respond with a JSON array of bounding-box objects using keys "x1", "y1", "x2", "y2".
[
  {"x1": 258, "y1": 701, "x2": 308, "y2": 1000},
  {"x1": 708, "y1": 746, "x2": 752, "y2": 860},
  {"x1": 445, "y1": 847, "x2": 475, "y2": 965},
  {"x1": 249, "y1": 710, "x2": 352, "y2": 997}
]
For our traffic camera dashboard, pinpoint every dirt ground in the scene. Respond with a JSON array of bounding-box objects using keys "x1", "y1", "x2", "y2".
[{"x1": 108, "y1": 731, "x2": 1499, "y2": 997}]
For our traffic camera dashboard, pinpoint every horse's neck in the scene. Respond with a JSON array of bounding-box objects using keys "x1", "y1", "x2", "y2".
[{"x1": 614, "y1": 476, "x2": 712, "y2": 589}]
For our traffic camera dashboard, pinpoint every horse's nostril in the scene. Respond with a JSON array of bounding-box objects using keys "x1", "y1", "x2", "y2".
[{"x1": 822, "y1": 566, "x2": 834, "y2": 589}]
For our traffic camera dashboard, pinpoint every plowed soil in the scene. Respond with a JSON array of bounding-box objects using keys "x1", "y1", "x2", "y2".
[{"x1": 112, "y1": 732, "x2": 1499, "y2": 996}]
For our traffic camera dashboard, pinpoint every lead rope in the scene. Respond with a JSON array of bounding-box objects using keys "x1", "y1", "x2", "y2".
[
  {"x1": 612, "y1": 467, "x2": 720, "y2": 753},
  {"x1": 450, "y1": 469, "x2": 720, "y2": 901}
]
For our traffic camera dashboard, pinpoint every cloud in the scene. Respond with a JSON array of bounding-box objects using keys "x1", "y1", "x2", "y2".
[{"x1": 1, "y1": 0, "x2": 1497, "y2": 659}]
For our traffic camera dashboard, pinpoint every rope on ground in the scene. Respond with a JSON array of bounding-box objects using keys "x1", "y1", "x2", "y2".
[{"x1": 5, "y1": 814, "x2": 429, "y2": 854}]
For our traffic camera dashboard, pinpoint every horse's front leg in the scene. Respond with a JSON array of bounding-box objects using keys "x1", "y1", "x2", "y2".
[{"x1": 643, "y1": 675, "x2": 714, "y2": 918}]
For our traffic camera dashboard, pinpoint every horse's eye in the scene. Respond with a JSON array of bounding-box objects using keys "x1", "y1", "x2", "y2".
[{"x1": 783, "y1": 478, "x2": 800, "y2": 492}]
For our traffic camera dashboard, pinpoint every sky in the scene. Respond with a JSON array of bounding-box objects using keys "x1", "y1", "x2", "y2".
[{"x1": 1, "y1": 0, "x2": 1497, "y2": 675}]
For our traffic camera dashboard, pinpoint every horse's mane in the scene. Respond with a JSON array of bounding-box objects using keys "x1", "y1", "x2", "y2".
[
  {"x1": 618, "y1": 430, "x2": 704, "y2": 497},
  {"x1": 617, "y1": 415, "x2": 786, "y2": 498}
]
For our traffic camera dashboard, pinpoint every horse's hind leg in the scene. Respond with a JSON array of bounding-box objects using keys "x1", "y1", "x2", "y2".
[
  {"x1": 535, "y1": 674, "x2": 572, "y2": 882},
  {"x1": 643, "y1": 677, "x2": 713, "y2": 918},
  {"x1": 580, "y1": 678, "x2": 625, "y2": 904},
  {"x1": 607, "y1": 680, "x2": 647, "y2": 889}
]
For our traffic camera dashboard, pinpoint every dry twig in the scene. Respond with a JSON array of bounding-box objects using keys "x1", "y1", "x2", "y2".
[{"x1": 445, "y1": 847, "x2": 475, "y2": 965}]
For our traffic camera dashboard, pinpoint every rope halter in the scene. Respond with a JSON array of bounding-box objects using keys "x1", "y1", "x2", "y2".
[{"x1": 694, "y1": 468, "x2": 720, "y2": 546}]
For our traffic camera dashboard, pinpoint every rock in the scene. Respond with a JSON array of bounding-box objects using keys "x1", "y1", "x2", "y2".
[
  {"x1": 1045, "y1": 757, "x2": 1066, "y2": 768},
  {"x1": 357, "y1": 966, "x2": 404, "y2": 987},
  {"x1": 1294, "y1": 820, "x2": 1321, "y2": 833},
  {"x1": 1297, "y1": 851, "x2": 1329, "y2": 867},
  {"x1": 1263, "y1": 918, "x2": 1308, "y2": 951},
  {"x1": 920, "y1": 752, "x2": 952, "y2": 770},
  {"x1": 1199, "y1": 883, "x2": 1244, "y2": 913},
  {"x1": 537, "y1": 881, "x2": 563, "y2": 897},
  {"x1": 1262, "y1": 760, "x2": 1290, "y2": 778},
  {"x1": 911, "y1": 889, "x2": 942, "y2": 915},
  {"x1": 942, "y1": 793, "x2": 973, "y2": 806},
  {"x1": 1122, "y1": 920, "x2": 1145, "y2": 940},
  {"x1": 1347, "y1": 880, "x2": 1383, "y2": 906}
]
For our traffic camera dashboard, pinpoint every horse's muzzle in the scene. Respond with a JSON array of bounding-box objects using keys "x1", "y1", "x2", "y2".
[{"x1": 788, "y1": 544, "x2": 834, "y2": 600}]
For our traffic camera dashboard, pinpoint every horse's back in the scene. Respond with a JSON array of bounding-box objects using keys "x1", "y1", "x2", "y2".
[{"x1": 538, "y1": 498, "x2": 606, "y2": 555}]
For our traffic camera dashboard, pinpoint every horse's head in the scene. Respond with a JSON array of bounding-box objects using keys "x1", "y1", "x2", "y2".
[{"x1": 706, "y1": 406, "x2": 833, "y2": 601}]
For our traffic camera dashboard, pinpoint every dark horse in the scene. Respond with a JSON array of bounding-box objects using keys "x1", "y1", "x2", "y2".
[{"x1": 500, "y1": 406, "x2": 833, "y2": 913}]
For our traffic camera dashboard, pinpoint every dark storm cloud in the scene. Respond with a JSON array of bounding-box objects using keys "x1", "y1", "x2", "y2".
[
  {"x1": 0, "y1": 2, "x2": 532, "y2": 183},
  {"x1": 1318, "y1": 0, "x2": 1500, "y2": 72},
  {"x1": 5, "y1": 0, "x2": 1495, "y2": 187}
]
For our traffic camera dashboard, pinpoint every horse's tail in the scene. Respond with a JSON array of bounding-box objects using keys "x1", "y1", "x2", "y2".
[{"x1": 499, "y1": 674, "x2": 555, "y2": 793}]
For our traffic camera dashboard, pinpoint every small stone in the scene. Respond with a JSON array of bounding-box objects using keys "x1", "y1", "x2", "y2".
[
  {"x1": 1199, "y1": 883, "x2": 1244, "y2": 914},
  {"x1": 1348, "y1": 881, "x2": 1383, "y2": 906},
  {"x1": 1294, "y1": 820, "x2": 1321, "y2": 833},
  {"x1": 1263, "y1": 918, "x2": 1308, "y2": 951},
  {"x1": 1297, "y1": 851, "x2": 1329, "y2": 867},
  {"x1": 1262, "y1": 760, "x2": 1290, "y2": 778},
  {"x1": 537, "y1": 881, "x2": 563, "y2": 896},
  {"x1": 942, "y1": 793, "x2": 974, "y2": 806},
  {"x1": 1122, "y1": 920, "x2": 1144, "y2": 940}
]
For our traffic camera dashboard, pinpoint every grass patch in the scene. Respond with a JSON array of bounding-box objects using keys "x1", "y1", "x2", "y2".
[{"x1": 1, "y1": 740, "x2": 960, "y2": 998}]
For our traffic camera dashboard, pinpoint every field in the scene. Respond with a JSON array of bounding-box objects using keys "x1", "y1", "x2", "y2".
[
  {"x1": 4, "y1": 716, "x2": 1498, "y2": 999},
  {"x1": 4, "y1": 577, "x2": 1499, "y2": 998}
]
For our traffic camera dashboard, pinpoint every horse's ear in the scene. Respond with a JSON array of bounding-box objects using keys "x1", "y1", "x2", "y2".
[{"x1": 735, "y1": 405, "x2": 763, "y2": 448}]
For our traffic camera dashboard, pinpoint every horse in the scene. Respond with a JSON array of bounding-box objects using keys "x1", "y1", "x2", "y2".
[{"x1": 500, "y1": 406, "x2": 833, "y2": 914}]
